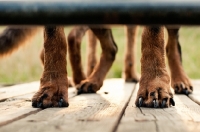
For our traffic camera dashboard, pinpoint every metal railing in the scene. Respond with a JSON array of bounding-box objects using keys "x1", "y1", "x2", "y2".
[{"x1": 0, "y1": 0, "x2": 200, "y2": 25}]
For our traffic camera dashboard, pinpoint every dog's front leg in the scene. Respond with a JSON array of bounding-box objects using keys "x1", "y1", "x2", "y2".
[
  {"x1": 135, "y1": 26, "x2": 175, "y2": 108},
  {"x1": 32, "y1": 26, "x2": 69, "y2": 108},
  {"x1": 77, "y1": 28, "x2": 118, "y2": 94}
]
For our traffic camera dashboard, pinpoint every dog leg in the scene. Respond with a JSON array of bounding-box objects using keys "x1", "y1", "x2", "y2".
[
  {"x1": 135, "y1": 26, "x2": 175, "y2": 108},
  {"x1": 86, "y1": 29, "x2": 98, "y2": 77},
  {"x1": 67, "y1": 26, "x2": 89, "y2": 85},
  {"x1": 166, "y1": 27, "x2": 193, "y2": 95},
  {"x1": 32, "y1": 26, "x2": 69, "y2": 108},
  {"x1": 124, "y1": 26, "x2": 140, "y2": 82},
  {"x1": 39, "y1": 48, "x2": 73, "y2": 87},
  {"x1": 77, "y1": 28, "x2": 117, "y2": 94}
]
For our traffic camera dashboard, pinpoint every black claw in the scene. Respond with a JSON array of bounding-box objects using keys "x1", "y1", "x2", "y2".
[
  {"x1": 58, "y1": 98, "x2": 69, "y2": 107},
  {"x1": 161, "y1": 100, "x2": 166, "y2": 108},
  {"x1": 138, "y1": 97, "x2": 143, "y2": 107},
  {"x1": 175, "y1": 86, "x2": 179, "y2": 92},
  {"x1": 77, "y1": 88, "x2": 83, "y2": 95},
  {"x1": 183, "y1": 89, "x2": 189, "y2": 96},
  {"x1": 58, "y1": 99, "x2": 63, "y2": 107},
  {"x1": 32, "y1": 101, "x2": 37, "y2": 107},
  {"x1": 190, "y1": 86, "x2": 193, "y2": 91},
  {"x1": 153, "y1": 99, "x2": 158, "y2": 108},
  {"x1": 170, "y1": 98, "x2": 175, "y2": 106},
  {"x1": 37, "y1": 102, "x2": 43, "y2": 108}
]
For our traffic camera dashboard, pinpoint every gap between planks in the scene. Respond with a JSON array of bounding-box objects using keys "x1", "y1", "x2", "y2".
[
  {"x1": 0, "y1": 79, "x2": 136, "y2": 132},
  {"x1": 0, "y1": 82, "x2": 76, "y2": 127},
  {"x1": 117, "y1": 83, "x2": 200, "y2": 132}
]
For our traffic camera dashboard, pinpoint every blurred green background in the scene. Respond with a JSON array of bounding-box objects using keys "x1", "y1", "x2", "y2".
[{"x1": 0, "y1": 26, "x2": 200, "y2": 84}]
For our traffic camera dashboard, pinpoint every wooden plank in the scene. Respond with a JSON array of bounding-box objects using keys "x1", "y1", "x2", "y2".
[
  {"x1": 0, "y1": 81, "x2": 39, "y2": 101},
  {"x1": 189, "y1": 80, "x2": 200, "y2": 105},
  {"x1": 0, "y1": 85, "x2": 76, "y2": 127},
  {"x1": 117, "y1": 84, "x2": 200, "y2": 132},
  {"x1": 0, "y1": 81, "x2": 76, "y2": 101},
  {"x1": 0, "y1": 79, "x2": 136, "y2": 132}
]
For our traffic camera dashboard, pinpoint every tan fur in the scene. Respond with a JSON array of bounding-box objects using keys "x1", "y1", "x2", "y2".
[{"x1": 0, "y1": 26, "x2": 39, "y2": 57}]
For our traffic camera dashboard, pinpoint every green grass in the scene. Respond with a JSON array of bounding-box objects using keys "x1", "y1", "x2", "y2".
[{"x1": 0, "y1": 26, "x2": 200, "y2": 84}]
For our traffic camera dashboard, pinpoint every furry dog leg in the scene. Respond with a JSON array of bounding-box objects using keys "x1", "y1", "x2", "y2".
[
  {"x1": 166, "y1": 27, "x2": 193, "y2": 95},
  {"x1": 32, "y1": 26, "x2": 68, "y2": 108},
  {"x1": 77, "y1": 28, "x2": 117, "y2": 94},
  {"x1": 67, "y1": 26, "x2": 89, "y2": 85},
  {"x1": 86, "y1": 29, "x2": 98, "y2": 77},
  {"x1": 135, "y1": 26, "x2": 174, "y2": 108},
  {"x1": 124, "y1": 26, "x2": 140, "y2": 82}
]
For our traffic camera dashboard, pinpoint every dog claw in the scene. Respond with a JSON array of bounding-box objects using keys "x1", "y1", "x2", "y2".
[
  {"x1": 153, "y1": 99, "x2": 158, "y2": 108},
  {"x1": 138, "y1": 97, "x2": 143, "y2": 107},
  {"x1": 58, "y1": 99, "x2": 63, "y2": 107},
  {"x1": 170, "y1": 98, "x2": 175, "y2": 106},
  {"x1": 37, "y1": 102, "x2": 43, "y2": 108},
  {"x1": 161, "y1": 100, "x2": 166, "y2": 108},
  {"x1": 183, "y1": 89, "x2": 189, "y2": 96},
  {"x1": 77, "y1": 88, "x2": 83, "y2": 95},
  {"x1": 32, "y1": 101, "x2": 37, "y2": 107},
  {"x1": 58, "y1": 98, "x2": 69, "y2": 107}
]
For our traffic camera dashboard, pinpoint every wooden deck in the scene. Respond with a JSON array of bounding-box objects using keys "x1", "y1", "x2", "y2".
[{"x1": 0, "y1": 78, "x2": 200, "y2": 132}]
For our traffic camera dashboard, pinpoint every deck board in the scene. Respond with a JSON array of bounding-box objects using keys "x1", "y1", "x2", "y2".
[
  {"x1": 0, "y1": 84, "x2": 76, "y2": 127},
  {"x1": 0, "y1": 79, "x2": 136, "y2": 132},
  {"x1": 189, "y1": 80, "x2": 200, "y2": 105},
  {"x1": 1, "y1": 79, "x2": 200, "y2": 132},
  {"x1": 117, "y1": 84, "x2": 200, "y2": 132},
  {"x1": 0, "y1": 82, "x2": 39, "y2": 101}
]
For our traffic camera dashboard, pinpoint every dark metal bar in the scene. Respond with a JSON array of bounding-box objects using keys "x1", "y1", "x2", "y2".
[{"x1": 0, "y1": 0, "x2": 200, "y2": 25}]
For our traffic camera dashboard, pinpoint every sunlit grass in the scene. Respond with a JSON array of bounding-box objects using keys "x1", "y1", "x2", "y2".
[{"x1": 0, "y1": 26, "x2": 200, "y2": 84}]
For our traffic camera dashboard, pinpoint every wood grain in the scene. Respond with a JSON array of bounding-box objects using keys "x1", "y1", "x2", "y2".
[
  {"x1": 0, "y1": 84, "x2": 76, "y2": 127},
  {"x1": 0, "y1": 81, "x2": 39, "y2": 101},
  {"x1": 0, "y1": 79, "x2": 136, "y2": 132},
  {"x1": 117, "y1": 84, "x2": 200, "y2": 132},
  {"x1": 189, "y1": 80, "x2": 200, "y2": 105}
]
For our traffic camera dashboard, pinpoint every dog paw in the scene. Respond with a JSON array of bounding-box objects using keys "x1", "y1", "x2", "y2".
[
  {"x1": 76, "y1": 80, "x2": 103, "y2": 95},
  {"x1": 135, "y1": 76, "x2": 175, "y2": 108},
  {"x1": 171, "y1": 74, "x2": 193, "y2": 95},
  {"x1": 173, "y1": 81, "x2": 193, "y2": 95},
  {"x1": 32, "y1": 75, "x2": 69, "y2": 108}
]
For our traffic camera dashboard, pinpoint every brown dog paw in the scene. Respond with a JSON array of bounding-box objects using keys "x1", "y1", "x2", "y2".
[
  {"x1": 76, "y1": 80, "x2": 103, "y2": 94},
  {"x1": 135, "y1": 76, "x2": 175, "y2": 108},
  {"x1": 172, "y1": 79, "x2": 193, "y2": 95},
  {"x1": 32, "y1": 74, "x2": 69, "y2": 108}
]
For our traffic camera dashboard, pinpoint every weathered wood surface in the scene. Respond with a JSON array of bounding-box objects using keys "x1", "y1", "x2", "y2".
[
  {"x1": 0, "y1": 82, "x2": 39, "y2": 101},
  {"x1": 0, "y1": 79, "x2": 136, "y2": 132},
  {"x1": 0, "y1": 82, "x2": 76, "y2": 127},
  {"x1": 117, "y1": 83, "x2": 200, "y2": 132},
  {"x1": 189, "y1": 80, "x2": 200, "y2": 105},
  {"x1": 1, "y1": 79, "x2": 200, "y2": 132}
]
